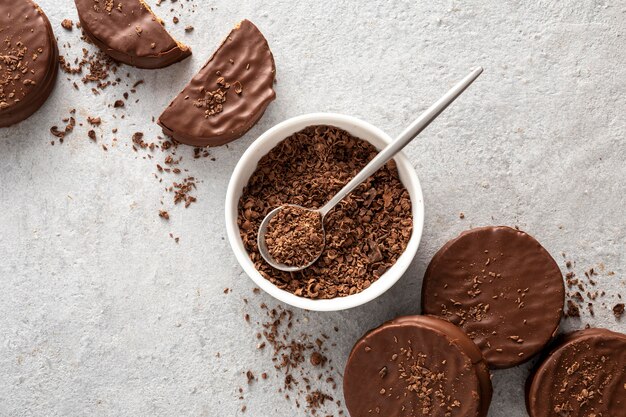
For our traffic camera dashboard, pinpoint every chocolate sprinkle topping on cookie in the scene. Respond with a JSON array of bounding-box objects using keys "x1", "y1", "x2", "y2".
[{"x1": 526, "y1": 328, "x2": 626, "y2": 417}]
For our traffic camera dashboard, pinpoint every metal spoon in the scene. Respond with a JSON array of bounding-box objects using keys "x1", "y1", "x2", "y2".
[{"x1": 258, "y1": 66, "x2": 484, "y2": 272}]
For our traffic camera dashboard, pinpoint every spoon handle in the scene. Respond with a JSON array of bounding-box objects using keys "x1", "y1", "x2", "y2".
[{"x1": 318, "y1": 66, "x2": 483, "y2": 216}]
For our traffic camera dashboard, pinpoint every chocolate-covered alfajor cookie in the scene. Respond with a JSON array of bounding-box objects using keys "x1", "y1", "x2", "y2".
[
  {"x1": 74, "y1": 0, "x2": 191, "y2": 69},
  {"x1": 158, "y1": 20, "x2": 276, "y2": 147},
  {"x1": 526, "y1": 328, "x2": 626, "y2": 417},
  {"x1": 1, "y1": 0, "x2": 58, "y2": 127},
  {"x1": 421, "y1": 226, "x2": 564, "y2": 369},
  {"x1": 343, "y1": 315, "x2": 492, "y2": 417}
]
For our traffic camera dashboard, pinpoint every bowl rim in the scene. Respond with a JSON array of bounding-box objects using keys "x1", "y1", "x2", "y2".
[{"x1": 224, "y1": 112, "x2": 424, "y2": 311}]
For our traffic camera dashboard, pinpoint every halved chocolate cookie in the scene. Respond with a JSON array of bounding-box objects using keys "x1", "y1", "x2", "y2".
[
  {"x1": 344, "y1": 315, "x2": 492, "y2": 417},
  {"x1": 526, "y1": 328, "x2": 626, "y2": 417},
  {"x1": 158, "y1": 20, "x2": 276, "y2": 147},
  {"x1": 421, "y1": 226, "x2": 564, "y2": 369},
  {"x1": 1, "y1": 0, "x2": 58, "y2": 127},
  {"x1": 74, "y1": 0, "x2": 191, "y2": 68}
]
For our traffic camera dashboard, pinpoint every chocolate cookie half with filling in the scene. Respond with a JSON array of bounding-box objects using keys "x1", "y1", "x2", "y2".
[
  {"x1": 526, "y1": 328, "x2": 626, "y2": 417},
  {"x1": 1, "y1": 0, "x2": 58, "y2": 127},
  {"x1": 421, "y1": 226, "x2": 564, "y2": 369},
  {"x1": 74, "y1": 0, "x2": 191, "y2": 68},
  {"x1": 344, "y1": 315, "x2": 492, "y2": 417},
  {"x1": 158, "y1": 20, "x2": 276, "y2": 147}
]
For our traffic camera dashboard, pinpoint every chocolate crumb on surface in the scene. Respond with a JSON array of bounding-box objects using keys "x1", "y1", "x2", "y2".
[
  {"x1": 241, "y1": 300, "x2": 340, "y2": 416},
  {"x1": 87, "y1": 116, "x2": 101, "y2": 125},
  {"x1": 613, "y1": 303, "x2": 624, "y2": 320},
  {"x1": 265, "y1": 206, "x2": 324, "y2": 267},
  {"x1": 61, "y1": 19, "x2": 74, "y2": 30},
  {"x1": 565, "y1": 299, "x2": 580, "y2": 318},
  {"x1": 238, "y1": 125, "x2": 412, "y2": 299}
]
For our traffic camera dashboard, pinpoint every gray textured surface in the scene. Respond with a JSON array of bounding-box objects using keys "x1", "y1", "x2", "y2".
[{"x1": 1, "y1": 1, "x2": 625, "y2": 416}]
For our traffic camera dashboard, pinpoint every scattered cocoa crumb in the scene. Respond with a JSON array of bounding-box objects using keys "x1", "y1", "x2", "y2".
[
  {"x1": 246, "y1": 370, "x2": 255, "y2": 384},
  {"x1": 241, "y1": 301, "x2": 339, "y2": 415},
  {"x1": 185, "y1": 25, "x2": 194, "y2": 32},
  {"x1": 87, "y1": 130, "x2": 97, "y2": 141},
  {"x1": 306, "y1": 390, "x2": 334, "y2": 412},
  {"x1": 459, "y1": 212, "x2": 465, "y2": 219},
  {"x1": 159, "y1": 210, "x2": 170, "y2": 220},
  {"x1": 565, "y1": 300, "x2": 580, "y2": 318},
  {"x1": 49, "y1": 112, "x2": 76, "y2": 142},
  {"x1": 61, "y1": 19, "x2": 73, "y2": 30},
  {"x1": 310, "y1": 351, "x2": 327, "y2": 367},
  {"x1": 113, "y1": 99, "x2": 125, "y2": 108},
  {"x1": 87, "y1": 116, "x2": 101, "y2": 126},
  {"x1": 613, "y1": 303, "x2": 624, "y2": 320},
  {"x1": 170, "y1": 177, "x2": 197, "y2": 208}
]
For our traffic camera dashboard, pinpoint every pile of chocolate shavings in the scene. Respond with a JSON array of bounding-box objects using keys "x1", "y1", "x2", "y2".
[
  {"x1": 236, "y1": 294, "x2": 343, "y2": 416},
  {"x1": 170, "y1": 176, "x2": 197, "y2": 208},
  {"x1": 193, "y1": 75, "x2": 242, "y2": 118},
  {"x1": 237, "y1": 125, "x2": 413, "y2": 299},
  {"x1": 265, "y1": 206, "x2": 324, "y2": 267},
  {"x1": 58, "y1": 31, "x2": 120, "y2": 93}
]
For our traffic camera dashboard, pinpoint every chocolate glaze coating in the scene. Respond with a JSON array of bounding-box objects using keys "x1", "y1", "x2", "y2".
[
  {"x1": 421, "y1": 226, "x2": 564, "y2": 369},
  {"x1": 74, "y1": 0, "x2": 191, "y2": 69},
  {"x1": 343, "y1": 315, "x2": 492, "y2": 417},
  {"x1": 526, "y1": 328, "x2": 626, "y2": 417},
  {"x1": 158, "y1": 20, "x2": 276, "y2": 147},
  {"x1": 1, "y1": 0, "x2": 58, "y2": 128}
]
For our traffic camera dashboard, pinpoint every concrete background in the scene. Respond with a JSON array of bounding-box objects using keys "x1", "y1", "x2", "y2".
[{"x1": 1, "y1": 0, "x2": 625, "y2": 416}]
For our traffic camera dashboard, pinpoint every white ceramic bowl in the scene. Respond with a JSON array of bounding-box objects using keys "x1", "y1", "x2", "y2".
[{"x1": 225, "y1": 113, "x2": 424, "y2": 311}]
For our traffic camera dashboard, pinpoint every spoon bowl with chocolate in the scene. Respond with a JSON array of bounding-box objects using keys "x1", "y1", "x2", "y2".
[{"x1": 257, "y1": 67, "x2": 483, "y2": 272}]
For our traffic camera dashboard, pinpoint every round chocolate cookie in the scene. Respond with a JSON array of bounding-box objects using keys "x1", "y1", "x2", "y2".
[
  {"x1": 421, "y1": 226, "x2": 564, "y2": 369},
  {"x1": 75, "y1": 0, "x2": 191, "y2": 69},
  {"x1": 1, "y1": 0, "x2": 58, "y2": 128},
  {"x1": 343, "y1": 315, "x2": 492, "y2": 417},
  {"x1": 526, "y1": 328, "x2": 626, "y2": 417}
]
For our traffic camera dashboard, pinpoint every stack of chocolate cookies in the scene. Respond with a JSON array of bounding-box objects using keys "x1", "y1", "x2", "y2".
[{"x1": 1, "y1": 0, "x2": 58, "y2": 127}]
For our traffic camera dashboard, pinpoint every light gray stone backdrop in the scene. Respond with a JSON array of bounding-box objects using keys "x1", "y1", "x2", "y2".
[{"x1": 1, "y1": 1, "x2": 624, "y2": 416}]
